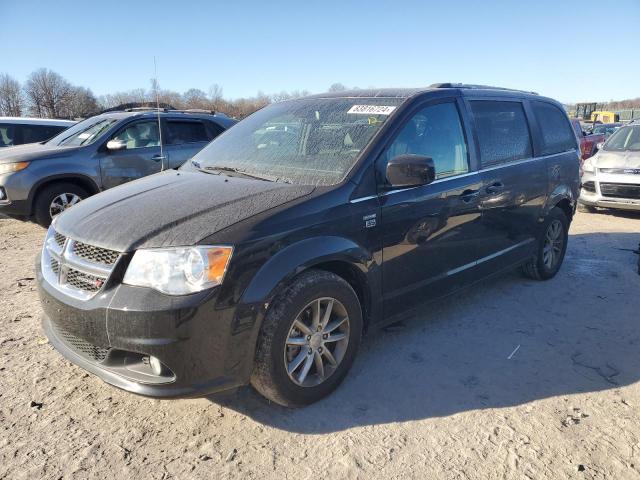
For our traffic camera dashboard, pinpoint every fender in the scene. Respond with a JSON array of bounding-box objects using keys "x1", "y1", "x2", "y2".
[
  {"x1": 230, "y1": 236, "x2": 378, "y2": 383},
  {"x1": 241, "y1": 235, "x2": 375, "y2": 306},
  {"x1": 542, "y1": 184, "x2": 576, "y2": 218}
]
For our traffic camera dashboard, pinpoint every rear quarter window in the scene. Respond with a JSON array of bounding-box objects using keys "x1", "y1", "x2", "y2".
[
  {"x1": 166, "y1": 120, "x2": 209, "y2": 145},
  {"x1": 532, "y1": 101, "x2": 577, "y2": 155},
  {"x1": 470, "y1": 100, "x2": 532, "y2": 166}
]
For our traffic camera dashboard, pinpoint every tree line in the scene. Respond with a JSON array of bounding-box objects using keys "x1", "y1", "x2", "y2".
[{"x1": 0, "y1": 70, "x2": 353, "y2": 120}]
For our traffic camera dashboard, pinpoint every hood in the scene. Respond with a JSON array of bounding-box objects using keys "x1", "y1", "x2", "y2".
[
  {"x1": 592, "y1": 150, "x2": 640, "y2": 169},
  {"x1": 0, "y1": 142, "x2": 81, "y2": 164},
  {"x1": 54, "y1": 170, "x2": 315, "y2": 252}
]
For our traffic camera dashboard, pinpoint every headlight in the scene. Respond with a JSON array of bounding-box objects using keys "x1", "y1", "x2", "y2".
[
  {"x1": 123, "y1": 246, "x2": 233, "y2": 295},
  {"x1": 0, "y1": 162, "x2": 30, "y2": 175},
  {"x1": 582, "y1": 158, "x2": 595, "y2": 173}
]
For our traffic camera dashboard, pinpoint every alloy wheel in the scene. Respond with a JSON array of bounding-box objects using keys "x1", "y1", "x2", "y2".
[
  {"x1": 49, "y1": 193, "x2": 82, "y2": 218},
  {"x1": 542, "y1": 219, "x2": 564, "y2": 269},
  {"x1": 284, "y1": 297, "x2": 350, "y2": 387}
]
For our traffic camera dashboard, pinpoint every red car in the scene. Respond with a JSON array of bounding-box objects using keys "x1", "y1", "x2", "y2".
[{"x1": 570, "y1": 118, "x2": 605, "y2": 161}]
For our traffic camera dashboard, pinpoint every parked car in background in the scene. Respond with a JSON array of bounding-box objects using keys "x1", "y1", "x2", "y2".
[
  {"x1": 37, "y1": 84, "x2": 579, "y2": 407},
  {"x1": 592, "y1": 122, "x2": 623, "y2": 138},
  {"x1": 0, "y1": 109, "x2": 236, "y2": 226},
  {"x1": 570, "y1": 118, "x2": 605, "y2": 161},
  {"x1": 579, "y1": 122, "x2": 640, "y2": 212},
  {"x1": 0, "y1": 117, "x2": 75, "y2": 147}
]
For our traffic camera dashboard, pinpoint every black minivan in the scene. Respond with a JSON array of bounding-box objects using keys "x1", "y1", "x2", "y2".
[{"x1": 37, "y1": 84, "x2": 580, "y2": 407}]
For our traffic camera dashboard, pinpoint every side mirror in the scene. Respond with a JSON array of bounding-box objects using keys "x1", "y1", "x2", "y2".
[
  {"x1": 386, "y1": 154, "x2": 436, "y2": 188},
  {"x1": 106, "y1": 139, "x2": 127, "y2": 151},
  {"x1": 596, "y1": 142, "x2": 604, "y2": 151}
]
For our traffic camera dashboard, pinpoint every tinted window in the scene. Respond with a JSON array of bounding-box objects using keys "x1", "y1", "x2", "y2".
[
  {"x1": 205, "y1": 121, "x2": 224, "y2": 140},
  {"x1": 166, "y1": 121, "x2": 209, "y2": 145},
  {"x1": 19, "y1": 124, "x2": 68, "y2": 144},
  {"x1": 0, "y1": 124, "x2": 15, "y2": 147},
  {"x1": 112, "y1": 121, "x2": 160, "y2": 149},
  {"x1": 470, "y1": 101, "x2": 532, "y2": 166},
  {"x1": 385, "y1": 102, "x2": 468, "y2": 179},
  {"x1": 532, "y1": 101, "x2": 577, "y2": 155}
]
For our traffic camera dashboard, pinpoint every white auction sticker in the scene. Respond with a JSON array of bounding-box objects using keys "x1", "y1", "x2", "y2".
[{"x1": 347, "y1": 105, "x2": 396, "y2": 115}]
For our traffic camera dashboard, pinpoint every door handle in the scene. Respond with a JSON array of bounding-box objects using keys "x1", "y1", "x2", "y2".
[
  {"x1": 485, "y1": 182, "x2": 504, "y2": 195},
  {"x1": 460, "y1": 189, "x2": 480, "y2": 203},
  {"x1": 152, "y1": 155, "x2": 167, "y2": 162}
]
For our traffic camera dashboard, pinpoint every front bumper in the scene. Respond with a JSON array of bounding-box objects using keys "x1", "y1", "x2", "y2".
[
  {"x1": 37, "y1": 255, "x2": 258, "y2": 398},
  {"x1": 0, "y1": 171, "x2": 33, "y2": 216},
  {"x1": 579, "y1": 170, "x2": 640, "y2": 212}
]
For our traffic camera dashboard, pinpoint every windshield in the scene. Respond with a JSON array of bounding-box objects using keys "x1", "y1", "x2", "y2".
[
  {"x1": 187, "y1": 97, "x2": 404, "y2": 186},
  {"x1": 46, "y1": 116, "x2": 118, "y2": 147},
  {"x1": 593, "y1": 124, "x2": 620, "y2": 136},
  {"x1": 604, "y1": 125, "x2": 640, "y2": 152}
]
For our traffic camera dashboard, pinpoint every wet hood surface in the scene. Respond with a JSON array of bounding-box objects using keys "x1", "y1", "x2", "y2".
[
  {"x1": 593, "y1": 150, "x2": 640, "y2": 169},
  {"x1": 54, "y1": 170, "x2": 315, "y2": 252},
  {"x1": 0, "y1": 142, "x2": 80, "y2": 163}
]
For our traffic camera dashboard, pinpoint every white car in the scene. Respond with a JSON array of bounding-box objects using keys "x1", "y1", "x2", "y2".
[
  {"x1": 579, "y1": 122, "x2": 640, "y2": 212},
  {"x1": 0, "y1": 117, "x2": 75, "y2": 147}
]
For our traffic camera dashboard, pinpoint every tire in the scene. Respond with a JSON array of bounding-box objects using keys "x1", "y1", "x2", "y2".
[
  {"x1": 250, "y1": 269, "x2": 363, "y2": 407},
  {"x1": 33, "y1": 183, "x2": 89, "y2": 228},
  {"x1": 521, "y1": 207, "x2": 569, "y2": 281}
]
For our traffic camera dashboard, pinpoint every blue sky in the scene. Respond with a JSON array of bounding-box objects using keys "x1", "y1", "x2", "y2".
[{"x1": 1, "y1": 0, "x2": 638, "y2": 103}]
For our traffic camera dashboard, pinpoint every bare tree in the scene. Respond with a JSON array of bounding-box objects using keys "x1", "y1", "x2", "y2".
[
  {"x1": 183, "y1": 88, "x2": 209, "y2": 110},
  {"x1": 328, "y1": 83, "x2": 347, "y2": 92},
  {"x1": 208, "y1": 84, "x2": 224, "y2": 109},
  {"x1": 0, "y1": 73, "x2": 24, "y2": 116},
  {"x1": 25, "y1": 68, "x2": 74, "y2": 118},
  {"x1": 62, "y1": 86, "x2": 99, "y2": 118}
]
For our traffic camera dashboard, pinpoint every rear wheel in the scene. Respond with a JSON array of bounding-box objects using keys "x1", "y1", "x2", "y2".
[
  {"x1": 33, "y1": 183, "x2": 88, "y2": 227},
  {"x1": 521, "y1": 207, "x2": 569, "y2": 280},
  {"x1": 251, "y1": 270, "x2": 362, "y2": 407}
]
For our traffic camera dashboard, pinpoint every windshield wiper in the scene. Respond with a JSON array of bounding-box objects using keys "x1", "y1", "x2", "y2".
[{"x1": 201, "y1": 165, "x2": 290, "y2": 183}]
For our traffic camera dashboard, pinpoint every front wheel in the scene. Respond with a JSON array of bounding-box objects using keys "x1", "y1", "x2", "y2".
[
  {"x1": 33, "y1": 183, "x2": 88, "y2": 227},
  {"x1": 251, "y1": 270, "x2": 362, "y2": 407},
  {"x1": 521, "y1": 207, "x2": 569, "y2": 280}
]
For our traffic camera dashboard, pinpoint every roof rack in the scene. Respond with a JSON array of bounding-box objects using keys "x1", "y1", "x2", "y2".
[
  {"x1": 122, "y1": 107, "x2": 219, "y2": 115},
  {"x1": 430, "y1": 83, "x2": 538, "y2": 95}
]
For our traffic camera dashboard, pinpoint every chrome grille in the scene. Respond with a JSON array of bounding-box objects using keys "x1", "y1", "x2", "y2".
[
  {"x1": 53, "y1": 325, "x2": 109, "y2": 362},
  {"x1": 65, "y1": 269, "x2": 104, "y2": 292},
  {"x1": 54, "y1": 232, "x2": 66, "y2": 247},
  {"x1": 73, "y1": 242, "x2": 120, "y2": 266},
  {"x1": 41, "y1": 227, "x2": 121, "y2": 300}
]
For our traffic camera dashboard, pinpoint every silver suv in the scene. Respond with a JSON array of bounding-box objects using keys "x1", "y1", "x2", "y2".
[{"x1": 0, "y1": 109, "x2": 236, "y2": 226}]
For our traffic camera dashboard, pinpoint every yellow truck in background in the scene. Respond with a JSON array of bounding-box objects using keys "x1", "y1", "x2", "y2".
[{"x1": 590, "y1": 111, "x2": 619, "y2": 123}]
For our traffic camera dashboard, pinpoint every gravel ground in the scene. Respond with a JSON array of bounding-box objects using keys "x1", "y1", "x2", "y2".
[{"x1": 1, "y1": 210, "x2": 639, "y2": 479}]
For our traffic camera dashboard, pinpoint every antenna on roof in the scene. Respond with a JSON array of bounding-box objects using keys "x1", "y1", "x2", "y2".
[{"x1": 153, "y1": 56, "x2": 165, "y2": 171}]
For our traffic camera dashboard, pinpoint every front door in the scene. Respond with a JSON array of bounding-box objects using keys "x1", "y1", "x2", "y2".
[
  {"x1": 379, "y1": 99, "x2": 485, "y2": 318},
  {"x1": 98, "y1": 119, "x2": 166, "y2": 189}
]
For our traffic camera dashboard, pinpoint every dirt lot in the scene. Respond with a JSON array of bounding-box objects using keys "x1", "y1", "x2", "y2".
[{"x1": 0, "y1": 211, "x2": 639, "y2": 480}]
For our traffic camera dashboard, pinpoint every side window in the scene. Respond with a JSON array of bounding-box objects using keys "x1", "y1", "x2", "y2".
[
  {"x1": 470, "y1": 101, "x2": 532, "y2": 166},
  {"x1": 205, "y1": 121, "x2": 224, "y2": 140},
  {"x1": 532, "y1": 101, "x2": 578, "y2": 155},
  {"x1": 0, "y1": 124, "x2": 15, "y2": 147},
  {"x1": 20, "y1": 125, "x2": 65, "y2": 144},
  {"x1": 166, "y1": 120, "x2": 209, "y2": 145},
  {"x1": 385, "y1": 102, "x2": 469, "y2": 179},
  {"x1": 113, "y1": 121, "x2": 160, "y2": 149}
]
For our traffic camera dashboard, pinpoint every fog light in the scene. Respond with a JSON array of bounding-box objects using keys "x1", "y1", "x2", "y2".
[
  {"x1": 0, "y1": 187, "x2": 6, "y2": 201},
  {"x1": 149, "y1": 355, "x2": 163, "y2": 376}
]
